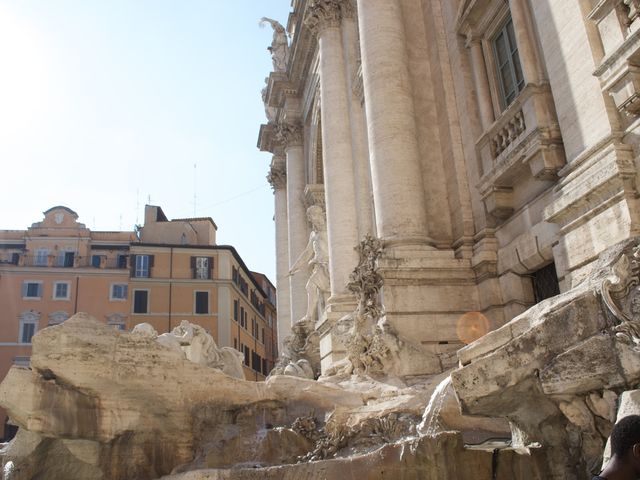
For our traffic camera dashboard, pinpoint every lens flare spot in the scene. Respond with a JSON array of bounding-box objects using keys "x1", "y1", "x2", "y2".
[{"x1": 456, "y1": 311, "x2": 490, "y2": 345}]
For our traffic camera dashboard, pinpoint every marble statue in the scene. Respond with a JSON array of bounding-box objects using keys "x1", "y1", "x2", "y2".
[
  {"x1": 259, "y1": 17, "x2": 289, "y2": 72},
  {"x1": 289, "y1": 205, "x2": 330, "y2": 326}
]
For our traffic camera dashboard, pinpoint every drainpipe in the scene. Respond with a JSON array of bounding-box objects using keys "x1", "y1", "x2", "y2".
[{"x1": 168, "y1": 247, "x2": 173, "y2": 332}]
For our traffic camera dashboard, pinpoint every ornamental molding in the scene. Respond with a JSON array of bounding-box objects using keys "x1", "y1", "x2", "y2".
[
  {"x1": 267, "y1": 163, "x2": 287, "y2": 191},
  {"x1": 275, "y1": 121, "x2": 304, "y2": 147},
  {"x1": 304, "y1": 0, "x2": 343, "y2": 35}
]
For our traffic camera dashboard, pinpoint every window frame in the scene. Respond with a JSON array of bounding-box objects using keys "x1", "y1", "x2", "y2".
[
  {"x1": 134, "y1": 255, "x2": 150, "y2": 278},
  {"x1": 194, "y1": 290, "x2": 210, "y2": 315},
  {"x1": 52, "y1": 281, "x2": 71, "y2": 300},
  {"x1": 19, "y1": 320, "x2": 37, "y2": 344},
  {"x1": 132, "y1": 289, "x2": 150, "y2": 314},
  {"x1": 110, "y1": 283, "x2": 128, "y2": 301},
  {"x1": 34, "y1": 249, "x2": 49, "y2": 266},
  {"x1": 491, "y1": 15, "x2": 525, "y2": 110},
  {"x1": 22, "y1": 281, "x2": 43, "y2": 300}
]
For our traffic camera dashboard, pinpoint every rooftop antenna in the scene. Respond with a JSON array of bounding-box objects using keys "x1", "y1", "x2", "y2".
[
  {"x1": 135, "y1": 188, "x2": 140, "y2": 226},
  {"x1": 193, "y1": 163, "x2": 197, "y2": 217}
]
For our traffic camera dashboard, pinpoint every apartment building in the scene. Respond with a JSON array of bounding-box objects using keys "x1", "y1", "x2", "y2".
[{"x1": 0, "y1": 205, "x2": 277, "y2": 436}]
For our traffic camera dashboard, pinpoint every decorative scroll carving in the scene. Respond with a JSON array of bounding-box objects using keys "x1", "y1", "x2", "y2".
[
  {"x1": 304, "y1": 0, "x2": 342, "y2": 35},
  {"x1": 259, "y1": 17, "x2": 289, "y2": 72},
  {"x1": 624, "y1": 0, "x2": 640, "y2": 24},
  {"x1": 275, "y1": 122, "x2": 304, "y2": 147},
  {"x1": 601, "y1": 243, "x2": 640, "y2": 344},
  {"x1": 267, "y1": 163, "x2": 287, "y2": 191}
]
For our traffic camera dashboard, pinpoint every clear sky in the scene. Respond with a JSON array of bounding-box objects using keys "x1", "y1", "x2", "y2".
[{"x1": 0, "y1": 0, "x2": 291, "y2": 281}]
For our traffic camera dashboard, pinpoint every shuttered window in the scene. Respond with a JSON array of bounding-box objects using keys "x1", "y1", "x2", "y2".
[
  {"x1": 195, "y1": 291, "x2": 209, "y2": 314},
  {"x1": 493, "y1": 16, "x2": 524, "y2": 108},
  {"x1": 133, "y1": 290, "x2": 149, "y2": 314}
]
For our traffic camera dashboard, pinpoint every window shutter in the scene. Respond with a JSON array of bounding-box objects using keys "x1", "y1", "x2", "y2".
[
  {"x1": 149, "y1": 255, "x2": 155, "y2": 267},
  {"x1": 129, "y1": 255, "x2": 137, "y2": 276},
  {"x1": 22, "y1": 282, "x2": 27, "y2": 297},
  {"x1": 190, "y1": 257, "x2": 196, "y2": 269},
  {"x1": 208, "y1": 257, "x2": 214, "y2": 279}
]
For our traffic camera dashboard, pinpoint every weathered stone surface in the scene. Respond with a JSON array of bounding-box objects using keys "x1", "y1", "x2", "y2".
[{"x1": 451, "y1": 239, "x2": 640, "y2": 479}]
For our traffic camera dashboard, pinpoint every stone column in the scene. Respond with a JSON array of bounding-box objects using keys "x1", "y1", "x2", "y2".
[
  {"x1": 341, "y1": 4, "x2": 374, "y2": 238},
  {"x1": 304, "y1": 0, "x2": 360, "y2": 303},
  {"x1": 468, "y1": 37, "x2": 495, "y2": 130},
  {"x1": 509, "y1": 0, "x2": 543, "y2": 84},
  {"x1": 277, "y1": 122, "x2": 308, "y2": 326},
  {"x1": 356, "y1": 0, "x2": 430, "y2": 246},
  {"x1": 267, "y1": 157, "x2": 291, "y2": 349}
]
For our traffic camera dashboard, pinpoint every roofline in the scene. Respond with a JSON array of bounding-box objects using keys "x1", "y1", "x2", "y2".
[
  {"x1": 171, "y1": 217, "x2": 218, "y2": 230},
  {"x1": 43, "y1": 206, "x2": 79, "y2": 217}
]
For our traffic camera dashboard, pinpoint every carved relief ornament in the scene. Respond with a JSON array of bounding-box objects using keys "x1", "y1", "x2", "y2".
[
  {"x1": 304, "y1": 0, "x2": 343, "y2": 35},
  {"x1": 267, "y1": 163, "x2": 287, "y2": 191},
  {"x1": 275, "y1": 122, "x2": 304, "y2": 147}
]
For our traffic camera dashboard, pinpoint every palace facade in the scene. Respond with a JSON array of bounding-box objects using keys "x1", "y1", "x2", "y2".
[{"x1": 259, "y1": 0, "x2": 640, "y2": 374}]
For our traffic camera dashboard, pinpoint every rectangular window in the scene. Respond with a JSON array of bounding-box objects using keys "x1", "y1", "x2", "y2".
[
  {"x1": 19, "y1": 322, "x2": 37, "y2": 344},
  {"x1": 243, "y1": 345, "x2": 250, "y2": 366},
  {"x1": 22, "y1": 282, "x2": 42, "y2": 299},
  {"x1": 53, "y1": 282, "x2": 69, "y2": 300},
  {"x1": 117, "y1": 254, "x2": 128, "y2": 269},
  {"x1": 195, "y1": 291, "x2": 209, "y2": 314},
  {"x1": 91, "y1": 255, "x2": 102, "y2": 268},
  {"x1": 240, "y1": 307, "x2": 245, "y2": 328},
  {"x1": 493, "y1": 16, "x2": 524, "y2": 108},
  {"x1": 58, "y1": 251, "x2": 75, "y2": 268},
  {"x1": 34, "y1": 249, "x2": 48, "y2": 266},
  {"x1": 134, "y1": 255, "x2": 150, "y2": 278},
  {"x1": 233, "y1": 300, "x2": 239, "y2": 321},
  {"x1": 234, "y1": 338, "x2": 237, "y2": 349},
  {"x1": 193, "y1": 257, "x2": 212, "y2": 280},
  {"x1": 532, "y1": 262, "x2": 560, "y2": 304},
  {"x1": 111, "y1": 284, "x2": 128, "y2": 300},
  {"x1": 133, "y1": 290, "x2": 149, "y2": 314}
]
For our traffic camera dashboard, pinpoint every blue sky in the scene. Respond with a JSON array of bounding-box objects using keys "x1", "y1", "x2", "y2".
[{"x1": 0, "y1": 0, "x2": 290, "y2": 280}]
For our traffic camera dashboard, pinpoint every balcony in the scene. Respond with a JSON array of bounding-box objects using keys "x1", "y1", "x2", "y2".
[
  {"x1": 11, "y1": 255, "x2": 128, "y2": 269},
  {"x1": 476, "y1": 83, "x2": 565, "y2": 219}
]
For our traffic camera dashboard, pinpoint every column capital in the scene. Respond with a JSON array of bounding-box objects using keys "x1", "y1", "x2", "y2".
[
  {"x1": 304, "y1": 0, "x2": 343, "y2": 35},
  {"x1": 275, "y1": 121, "x2": 304, "y2": 147},
  {"x1": 267, "y1": 163, "x2": 287, "y2": 191}
]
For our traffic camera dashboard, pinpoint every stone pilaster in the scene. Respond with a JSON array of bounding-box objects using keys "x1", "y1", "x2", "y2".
[
  {"x1": 467, "y1": 36, "x2": 495, "y2": 131},
  {"x1": 276, "y1": 122, "x2": 309, "y2": 327},
  {"x1": 267, "y1": 156, "x2": 291, "y2": 351}
]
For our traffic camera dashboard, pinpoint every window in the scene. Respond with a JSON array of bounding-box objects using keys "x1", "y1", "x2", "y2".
[
  {"x1": 233, "y1": 300, "x2": 239, "y2": 321},
  {"x1": 234, "y1": 338, "x2": 237, "y2": 349},
  {"x1": 192, "y1": 257, "x2": 213, "y2": 280},
  {"x1": 111, "y1": 284, "x2": 128, "y2": 300},
  {"x1": 195, "y1": 291, "x2": 209, "y2": 314},
  {"x1": 532, "y1": 263, "x2": 560, "y2": 304},
  {"x1": 53, "y1": 282, "x2": 70, "y2": 300},
  {"x1": 19, "y1": 315, "x2": 38, "y2": 343},
  {"x1": 493, "y1": 16, "x2": 524, "y2": 108},
  {"x1": 134, "y1": 255, "x2": 151, "y2": 278},
  {"x1": 117, "y1": 254, "x2": 128, "y2": 269},
  {"x1": 133, "y1": 290, "x2": 149, "y2": 314},
  {"x1": 22, "y1": 282, "x2": 42, "y2": 299},
  {"x1": 34, "y1": 249, "x2": 48, "y2": 266},
  {"x1": 243, "y1": 345, "x2": 250, "y2": 366},
  {"x1": 57, "y1": 251, "x2": 74, "y2": 268},
  {"x1": 91, "y1": 255, "x2": 102, "y2": 268}
]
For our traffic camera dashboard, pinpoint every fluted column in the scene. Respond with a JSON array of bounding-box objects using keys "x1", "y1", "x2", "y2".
[
  {"x1": 357, "y1": 0, "x2": 430, "y2": 246},
  {"x1": 468, "y1": 37, "x2": 495, "y2": 130},
  {"x1": 267, "y1": 157, "x2": 291, "y2": 348},
  {"x1": 277, "y1": 122, "x2": 308, "y2": 325},
  {"x1": 305, "y1": 0, "x2": 360, "y2": 302}
]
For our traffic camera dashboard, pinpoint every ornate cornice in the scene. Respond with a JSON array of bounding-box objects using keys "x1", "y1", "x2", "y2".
[
  {"x1": 267, "y1": 162, "x2": 287, "y2": 191},
  {"x1": 275, "y1": 121, "x2": 304, "y2": 147},
  {"x1": 304, "y1": 0, "x2": 343, "y2": 35}
]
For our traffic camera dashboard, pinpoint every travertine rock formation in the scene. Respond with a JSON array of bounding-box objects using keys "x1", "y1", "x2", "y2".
[{"x1": 452, "y1": 238, "x2": 640, "y2": 479}]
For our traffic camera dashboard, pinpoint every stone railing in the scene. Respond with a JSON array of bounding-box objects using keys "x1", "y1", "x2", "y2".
[
  {"x1": 491, "y1": 109, "x2": 526, "y2": 158},
  {"x1": 476, "y1": 83, "x2": 565, "y2": 220}
]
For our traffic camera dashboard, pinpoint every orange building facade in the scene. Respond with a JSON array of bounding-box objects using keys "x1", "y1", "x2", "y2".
[{"x1": 0, "y1": 205, "x2": 277, "y2": 437}]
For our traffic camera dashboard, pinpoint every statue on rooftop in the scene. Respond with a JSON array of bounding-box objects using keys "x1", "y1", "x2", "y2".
[{"x1": 260, "y1": 17, "x2": 289, "y2": 72}]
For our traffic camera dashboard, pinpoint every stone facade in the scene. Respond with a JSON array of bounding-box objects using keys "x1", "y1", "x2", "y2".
[{"x1": 258, "y1": 0, "x2": 640, "y2": 376}]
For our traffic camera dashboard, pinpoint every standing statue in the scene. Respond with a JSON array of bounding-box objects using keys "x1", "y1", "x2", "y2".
[
  {"x1": 259, "y1": 17, "x2": 289, "y2": 72},
  {"x1": 289, "y1": 205, "x2": 330, "y2": 326}
]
